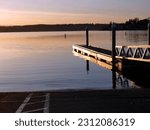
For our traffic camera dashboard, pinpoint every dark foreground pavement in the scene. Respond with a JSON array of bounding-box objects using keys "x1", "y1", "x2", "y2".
[{"x1": 0, "y1": 89, "x2": 150, "y2": 113}]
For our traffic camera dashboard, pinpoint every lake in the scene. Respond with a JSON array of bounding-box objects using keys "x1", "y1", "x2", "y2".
[{"x1": 0, "y1": 31, "x2": 148, "y2": 92}]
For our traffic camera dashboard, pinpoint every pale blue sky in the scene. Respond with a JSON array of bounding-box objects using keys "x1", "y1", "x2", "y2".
[{"x1": 0, "y1": 0, "x2": 149, "y2": 25}]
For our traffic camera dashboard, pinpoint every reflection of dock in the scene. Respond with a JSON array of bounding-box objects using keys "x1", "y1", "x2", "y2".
[{"x1": 73, "y1": 50, "x2": 112, "y2": 70}]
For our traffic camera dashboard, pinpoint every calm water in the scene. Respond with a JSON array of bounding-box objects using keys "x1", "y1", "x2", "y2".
[{"x1": 0, "y1": 31, "x2": 148, "y2": 92}]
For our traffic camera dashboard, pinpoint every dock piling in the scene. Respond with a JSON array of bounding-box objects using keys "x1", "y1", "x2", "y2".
[
  {"x1": 148, "y1": 22, "x2": 150, "y2": 45},
  {"x1": 86, "y1": 27, "x2": 89, "y2": 46},
  {"x1": 112, "y1": 23, "x2": 117, "y2": 89}
]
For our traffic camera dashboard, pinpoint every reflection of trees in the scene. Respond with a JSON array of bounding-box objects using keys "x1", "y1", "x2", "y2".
[{"x1": 125, "y1": 31, "x2": 147, "y2": 43}]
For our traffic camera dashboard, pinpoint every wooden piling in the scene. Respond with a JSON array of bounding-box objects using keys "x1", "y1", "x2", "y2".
[
  {"x1": 112, "y1": 23, "x2": 116, "y2": 89},
  {"x1": 148, "y1": 22, "x2": 150, "y2": 45},
  {"x1": 86, "y1": 27, "x2": 89, "y2": 46}
]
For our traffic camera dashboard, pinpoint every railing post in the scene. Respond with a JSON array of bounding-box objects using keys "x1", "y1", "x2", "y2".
[
  {"x1": 86, "y1": 27, "x2": 89, "y2": 46},
  {"x1": 148, "y1": 22, "x2": 150, "y2": 45},
  {"x1": 112, "y1": 23, "x2": 117, "y2": 89}
]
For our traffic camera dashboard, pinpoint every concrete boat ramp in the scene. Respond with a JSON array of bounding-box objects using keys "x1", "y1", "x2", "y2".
[{"x1": 1, "y1": 90, "x2": 150, "y2": 113}]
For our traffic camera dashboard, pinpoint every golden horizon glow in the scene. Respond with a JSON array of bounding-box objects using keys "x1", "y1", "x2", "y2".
[
  {"x1": 0, "y1": 9, "x2": 129, "y2": 26},
  {"x1": 0, "y1": 0, "x2": 149, "y2": 26}
]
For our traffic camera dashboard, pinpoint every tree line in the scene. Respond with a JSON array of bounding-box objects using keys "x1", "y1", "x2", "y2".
[{"x1": 0, "y1": 18, "x2": 149, "y2": 32}]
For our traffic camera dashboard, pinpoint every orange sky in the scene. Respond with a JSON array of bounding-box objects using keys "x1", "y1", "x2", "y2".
[
  {"x1": 0, "y1": 0, "x2": 149, "y2": 25},
  {"x1": 0, "y1": 10, "x2": 128, "y2": 25}
]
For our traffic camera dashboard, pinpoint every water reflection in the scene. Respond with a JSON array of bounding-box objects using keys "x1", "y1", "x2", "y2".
[
  {"x1": 0, "y1": 31, "x2": 148, "y2": 92},
  {"x1": 86, "y1": 60, "x2": 89, "y2": 74},
  {"x1": 0, "y1": 31, "x2": 113, "y2": 92},
  {"x1": 85, "y1": 60, "x2": 131, "y2": 89},
  {"x1": 120, "y1": 59, "x2": 150, "y2": 88},
  {"x1": 78, "y1": 51, "x2": 142, "y2": 89},
  {"x1": 112, "y1": 61, "x2": 116, "y2": 89},
  {"x1": 125, "y1": 31, "x2": 147, "y2": 43},
  {"x1": 74, "y1": 30, "x2": 149, "y2": 89},
  {"x1": 116, "y1": 74, "x2": 129, "y2": 88}
]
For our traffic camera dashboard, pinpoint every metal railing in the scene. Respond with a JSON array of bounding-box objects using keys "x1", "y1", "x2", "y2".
[{"x1": 116, "y1": 45, "x2": 150, "y2": 59}]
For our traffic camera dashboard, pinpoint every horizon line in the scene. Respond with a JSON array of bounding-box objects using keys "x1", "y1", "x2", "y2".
[{"x1": 0, "y1": 17, "x2": 149, "y2": 27}]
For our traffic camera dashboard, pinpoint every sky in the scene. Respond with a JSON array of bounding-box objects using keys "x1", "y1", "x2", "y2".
[{"x1": 0, "y1": 0, "x2": 149, "y2": 25}]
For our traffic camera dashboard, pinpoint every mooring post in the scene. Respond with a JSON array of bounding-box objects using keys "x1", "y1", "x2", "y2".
[
  {"x1": 112, "y1": 23, "x2": 116, "y2": 89},
  {"x1": 148, "y1": 22, "x2": 150, "y2": 45},
  {"x1": 86, "y1": 27, "x2": 89, "y2": 46}
]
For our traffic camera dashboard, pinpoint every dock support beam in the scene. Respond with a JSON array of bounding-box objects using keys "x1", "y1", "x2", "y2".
[
  {"x1": 86, "y1": 27, "x2": 89, "y2": 46},
  {"x1": 112, "y1": 23, "x2": 116, "y2": 89},
  {"x1": 148, "y1": 22, "x2": 150, "y2": 45}
]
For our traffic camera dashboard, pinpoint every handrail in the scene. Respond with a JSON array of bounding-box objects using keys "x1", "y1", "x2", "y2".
[{"x1": 116, "y1": 45, "x2": 150, "y2": 59}]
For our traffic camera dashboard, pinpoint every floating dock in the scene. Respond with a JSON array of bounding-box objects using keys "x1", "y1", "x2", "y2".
[
  {"x1": 73, "y1": 23, "x2": 150, "y2": 68},
  {"x1": 73, "y1": 23, "x2": 150, "y2": 88},
  {"x1": 73, "y1": 44, "x2": 150, "y2": 68},
  {"x1": 73, "y1": 44, "x2": 150, "y2": 88},
  {"x1": 73, "y1": 45, "x2": 112, "y2": 65}
]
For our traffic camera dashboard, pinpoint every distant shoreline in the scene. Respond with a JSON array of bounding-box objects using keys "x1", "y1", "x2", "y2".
[
  {"x1": 0, "y1": 18, "x2": 149, "y2": 33},
  {"x1": 0, "y1": 24, "x2": 111, "y2": 33}
]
